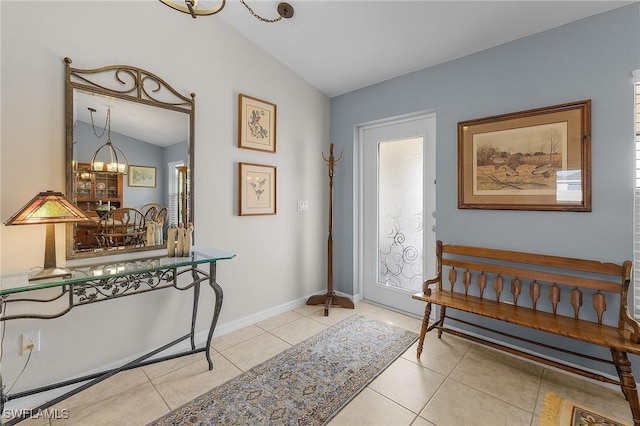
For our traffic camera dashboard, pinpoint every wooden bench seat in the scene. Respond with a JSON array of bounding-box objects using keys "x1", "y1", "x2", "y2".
[
  {"x1": 419, "y1": 291, "x2": 640, "y2": 352},
  {"x1": 412, "y1": 240, "x2": 640, "y2": 425}
]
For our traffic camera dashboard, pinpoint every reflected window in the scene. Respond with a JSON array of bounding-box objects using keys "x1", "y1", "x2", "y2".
[{"x1": 168, "y1": 160, "x2": 184, "y2": 226}]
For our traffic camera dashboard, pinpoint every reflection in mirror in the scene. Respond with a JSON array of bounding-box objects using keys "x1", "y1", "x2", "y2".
[{"x1": 65, "y1": 58, "x2": 195, "y2": 259}]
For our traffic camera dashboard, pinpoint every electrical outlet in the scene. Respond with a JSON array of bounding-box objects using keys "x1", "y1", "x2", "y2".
[
  {"x1": 297, "y1": 200, "x2": 309, "y2": 211},
  {"x1": 21, "y1": 331, "x2": 41, "y2": 355}
]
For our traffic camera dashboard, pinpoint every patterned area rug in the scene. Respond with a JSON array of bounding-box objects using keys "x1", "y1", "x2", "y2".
[
  {"x1": 149, "y1": 314, "x2": 417, "y2": 426},
  {"x1": 539, "y1": 392, "x2": 631, "y2": 426}
]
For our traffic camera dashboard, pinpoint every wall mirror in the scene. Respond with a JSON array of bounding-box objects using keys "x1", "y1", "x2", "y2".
[{"x1": 65, "y1": 57, "x2": 195, "y2": 260}]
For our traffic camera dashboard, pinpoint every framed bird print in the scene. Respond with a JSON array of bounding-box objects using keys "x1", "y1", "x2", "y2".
[
  {"x1": 238, "y1": 94, "x2": 276, "y2": 153},
  {"x1": 458, "y1": 100, "x2": 591, "y2": 211},
  {"x1": 239, "y1": 162, "x2": 277, "y2": 216}
]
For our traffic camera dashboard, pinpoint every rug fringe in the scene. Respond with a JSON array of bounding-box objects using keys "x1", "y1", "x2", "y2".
[{"x1": 539, "y1": 392, "x2": 562, "y2": 426}]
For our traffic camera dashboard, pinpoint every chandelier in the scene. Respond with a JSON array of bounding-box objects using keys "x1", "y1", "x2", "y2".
[
  {"x1": 159, "y1": 0, "x2": 294, "y2": 21},
  {"x1": 88, "y1": 107, "x2": 129, "y2": 175}
]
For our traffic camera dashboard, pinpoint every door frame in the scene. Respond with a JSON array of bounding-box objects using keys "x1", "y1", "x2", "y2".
[{"x1": 353, "y1": 111, "x2": 437, "y2": 311}]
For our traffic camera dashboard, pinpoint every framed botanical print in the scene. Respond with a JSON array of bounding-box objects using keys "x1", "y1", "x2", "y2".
[
  {"x1": 239, "y1": 162, "x2": 277, "y2": 216},
  {"x1": 238, "y1": 94, "x2": 276, "y2": 153}
]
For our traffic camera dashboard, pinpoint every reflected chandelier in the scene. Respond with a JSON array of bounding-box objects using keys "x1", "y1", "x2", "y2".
[
  {"x1": 89, "y1": 107, "x2": 129, "y2": 175},
  {"x1": 159, "y1": 0, "x2": 294, "y2": 21}
]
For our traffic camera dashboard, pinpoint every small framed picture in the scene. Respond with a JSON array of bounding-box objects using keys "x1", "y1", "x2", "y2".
[
  {"x1": 128, "y1": 165, "x2": 157, "y2": 188},
  {"x1": 239, "y1": 162, "x2": 276, "y2": 216},
  {"x1": 238, "y1": 94, "x2": 276, "y2": 153}
]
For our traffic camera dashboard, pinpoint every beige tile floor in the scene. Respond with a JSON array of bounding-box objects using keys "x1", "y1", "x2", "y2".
[{"x1": 13, "y1": 301, "x2": 633, "y2": 425}]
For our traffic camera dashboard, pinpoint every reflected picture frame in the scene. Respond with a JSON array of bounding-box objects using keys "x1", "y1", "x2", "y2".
[
  {"x1": 458, "y1": 100, "x2": 591, "y2": 211},
  {"x1": 239, "y1": 162, "x2": 277, "y2": 216},
  {"x1": 128, "y1": 165, "x2": 157, "y2": 188},
  {"x1": 238, "y1": 94, "x2": 276, "y2": 153}
]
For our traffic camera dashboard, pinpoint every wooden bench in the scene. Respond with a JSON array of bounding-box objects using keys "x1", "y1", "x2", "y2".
[{"x1": 412, "y1": 240, "x2": 640, "y2": 425}]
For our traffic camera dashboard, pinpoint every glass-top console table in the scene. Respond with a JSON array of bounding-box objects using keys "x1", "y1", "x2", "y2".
[{"x1": 0, "y1": 248, "x2": 235, "y2": 425}]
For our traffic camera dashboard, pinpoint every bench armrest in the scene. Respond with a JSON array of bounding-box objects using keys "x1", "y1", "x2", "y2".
[
  {"x1": 422, "y1": 275, "x2": 440, "y2": 296},
  {"x1": 620, "y1": 309, "x2": 640, "y2": 343}
]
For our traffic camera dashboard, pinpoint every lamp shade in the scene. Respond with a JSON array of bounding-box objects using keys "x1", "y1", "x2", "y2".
[
  {"x1": 4, "y1": 191, "x2": 91, "y2": 226},
  {"x1": 4, "y1": 191, "x2": 91, "y2": 281}
]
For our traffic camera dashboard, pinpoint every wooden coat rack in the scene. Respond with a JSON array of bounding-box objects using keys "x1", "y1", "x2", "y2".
[{"x1": 306, "y1": 143, "x2": 355, "y2": 316}]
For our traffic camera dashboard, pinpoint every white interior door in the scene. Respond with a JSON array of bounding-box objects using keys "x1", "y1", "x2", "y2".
[{"x1": 359, "y1": 114, "x2": 436, "y2": 315}]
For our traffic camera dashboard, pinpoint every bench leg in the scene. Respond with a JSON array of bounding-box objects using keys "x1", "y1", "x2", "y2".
[
  {"x1": 611, "y1": 349, "x2": 640, "y2": 426},
  {"x1": 417, "y1": 302, "x2": 432, "y2": 358},
  {"x1": 437, "y1": 306, "x2": 447, "y2": 338}
]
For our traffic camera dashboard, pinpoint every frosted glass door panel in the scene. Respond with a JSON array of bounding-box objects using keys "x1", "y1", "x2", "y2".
[{"x1": 378, "y1": 138, "x2": 423, "y2": 292}]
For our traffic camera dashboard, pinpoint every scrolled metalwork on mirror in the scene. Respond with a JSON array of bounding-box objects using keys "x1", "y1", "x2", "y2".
[{"x1": 65, "y1": 57, "x2": 195, "y2": 260}]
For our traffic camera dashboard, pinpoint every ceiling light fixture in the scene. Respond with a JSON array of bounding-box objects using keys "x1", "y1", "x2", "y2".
[
  {"x1": 88, "y1": 107, "x2": 129, "y2": 175},
  {"x1": 159, "y1": 0, "x2": 294, "y2": 21}
]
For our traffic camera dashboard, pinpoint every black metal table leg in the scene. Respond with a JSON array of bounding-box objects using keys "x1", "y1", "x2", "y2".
[
  {"x1": 205, "y1": 261, "x2": 223, "y2": 370},
  {"x1": 190, "y1": 267, "x2": 200, "y2": 351}
]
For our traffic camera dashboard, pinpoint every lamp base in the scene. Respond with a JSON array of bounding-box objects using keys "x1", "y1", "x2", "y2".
[{"x1": 29, "y1": 267, "x2": 72, "y2": 281}]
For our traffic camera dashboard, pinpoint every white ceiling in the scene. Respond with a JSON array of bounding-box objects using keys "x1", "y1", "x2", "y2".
[
  {"x1": 74, "y1": 90, "x2": 189, "y2": 147},
  {"x1": 216, "y1": 0, "x2": 634, "y2": 97},
  {"x1": 76, "y1": 0, "x2": 633, "y2": 145}
]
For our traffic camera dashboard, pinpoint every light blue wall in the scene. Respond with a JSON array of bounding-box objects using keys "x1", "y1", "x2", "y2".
[
  {"x1": 331, "y1": 3, "x2": 639, "y2": 293},
  {"x1": 330, "y1": 4, "x2": 640, "y2": 373}
]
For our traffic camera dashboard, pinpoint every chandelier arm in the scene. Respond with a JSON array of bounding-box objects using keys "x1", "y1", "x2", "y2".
[
  {"x1": 112, "y1": 144, "x2": 130, "y2": 172},
  {"x1": 186, "y1": 0, "x2": 196, "y2": 18}
]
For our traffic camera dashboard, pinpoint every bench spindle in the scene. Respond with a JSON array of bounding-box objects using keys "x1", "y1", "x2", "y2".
[
  {"x1": 511, "y1": 278, "x2": 521, "y2": 306},
  {"x1": 463, "y1": 269, "x2": 471, "y2": 295},
  {"x1": 448, "y1": 267, "x2": 457, "y2": 292},
  {"x1": 529, "y1": 280, "x2": 540, "y2": 310},
  {"x1": 494, "y1": 274, "x2": 503, "y2": 302},
  {"x1": 570, "y1": 287, "x2": 583, "y2": 320},
  {"x1": 594, "y1": 290, "x2": 606, "y2": 325},
  {"x1": 549, "y1": 283, "x2": 561, "y2": 314},
  {"x1": 478, "y1": 272, "x2": 487, "y2": 299}
]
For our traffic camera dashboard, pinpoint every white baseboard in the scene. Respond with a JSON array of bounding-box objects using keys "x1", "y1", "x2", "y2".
[
  {"x1": 13, "y1": 292, "x2": 620, "y2": 414},
  {"x1": 2, "y1": 291, "x2": 327, "y2": 413}
]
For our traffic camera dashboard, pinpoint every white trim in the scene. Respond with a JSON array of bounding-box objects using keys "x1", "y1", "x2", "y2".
[
  {"x1": 353, "y1": 110, "x2": 438, "y2": 302},
  {"x1": 5, "y1": 293, "x2": 628, "y2": 413},
  {"x1": 3, "y1": 292, "x2": 321, "y2": 412},
  {"x1": 634, "y1": 76, "x2": 640, "y2": 318},
  {"x1": 354, "y1": 111, "x2": 437, "y2": 311}
]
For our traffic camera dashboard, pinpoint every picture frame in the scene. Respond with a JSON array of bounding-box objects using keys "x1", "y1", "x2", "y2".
[
  {"x1": 239, "y1": 162, "x2": 277, "y2": 216},
  {"x1": 458, "y1": 100, "x2": 591, "y2": 211},
  {"x1": 128, "y1": 165, "x2": 157, "y2": 188},
  {"x1": 238, "y1": 94, "x2": 277, "y2": 153}
]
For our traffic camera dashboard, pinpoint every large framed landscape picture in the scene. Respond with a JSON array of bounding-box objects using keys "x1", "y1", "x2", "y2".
[
  {"x1": 458, "y1": 100, "x2": 591, "y2": 211},
  {"x1": 128, "y1": 165, "x2": 157, "y2": 188}
]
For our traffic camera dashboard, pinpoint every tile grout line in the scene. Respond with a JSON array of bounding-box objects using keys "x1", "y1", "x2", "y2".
[{"x1": 141, "y1": 366, "x2": 174, "y2": 416}]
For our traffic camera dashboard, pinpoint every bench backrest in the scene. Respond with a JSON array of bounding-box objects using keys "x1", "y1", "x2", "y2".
[{"x1": 430, "y1": 241, "x2": 636, "y2": 337}]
